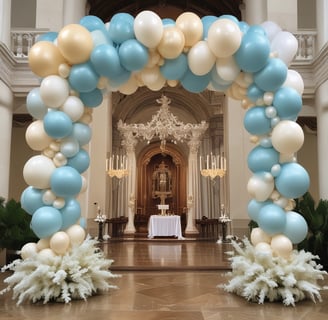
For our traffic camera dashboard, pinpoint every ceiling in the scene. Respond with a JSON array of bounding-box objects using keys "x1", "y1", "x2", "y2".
[{"x1": 86, "y1": 0, "x2": 242, "y2": 22}]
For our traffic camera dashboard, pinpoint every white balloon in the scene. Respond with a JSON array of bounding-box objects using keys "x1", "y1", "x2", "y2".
[
  {"x1": 23, "y1": 155, "x2": 56, "y2": 189},
  {"x1": 271, "y1": 31, "x2": 298, "y2": 66},
  {"x1": 65, "y1": 224, "x2": 86, "y2": 246},
  {"x1": 25, "y1": 120, "x2": 53, "y2": 151},
  {"x1": 251, "y1": 227, "x2": 271, "y2": 246},
  {"x1": 283, "y1": 69, "x2": 304, "y2": 95},
  {"x1": 255, "y1": 242, "x2": 272, "y2": 255},
  {"x1": 216, "y1": 56, "x2": 240, "y2": 81},
  {"x1": 188, "y1": 41, "x2": 216, "y2": 76},
  {"x1": 53, "y1": 197, "x2": 66, "y2": 209},
  {"x1": 40, "y1": 75, "x2": 70, "y2": 108},
  {"x1": 247, "y1": 172, "x2": 274, "y2": 201},
  {"x1": 61, "y1": 96, "x2": 84, "y2": 122},
  {"x1": 261, "y1": 21, "x2": 282, "y2": 42},
  {"x1": 21, "y1": 242, "x2": 38, "y2": 260},
  {"x1": 134, "y1": 11, "x2": 163, "y2": 48}
]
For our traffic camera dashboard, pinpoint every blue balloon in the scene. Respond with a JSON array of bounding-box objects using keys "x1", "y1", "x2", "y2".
[
  {"x1": 238, "y1": 21, "x2": 249, "y2": 34},
  {"x1": 67, "y1": 149, "x2": 90, "y2": 173},
  {"x1": 181, "y1": 69, "x2": 211, "y2": 93},
  {"x1": 210, "y1": 66, "x2": 232, "y2": 86},
  {"x1": 91, "y1": 44, "x2": 126, "y2": 79},
  {"x1": 218, "y1": 14, "x2": 239, "y2": 24},
  {"x1": 254, "y1": 58, "x2": 288, "y2": 92},
  {"x1": 273, "y1": 87, "x2": 302, "y2": 120},
  {"x1": 118, "y1": 39, "x2": 149, "y2": 71},
  {"x1": 247, "y1": 146, "x2": 279, "y2": 173},
  {"x1": 160, "y1": 54, "x2": 188, "y2": 80},
  {"x1": 79, "y1": 217, "x2": 87, "y2": 229},
  {"x1": 37, "y1": 32, "x2": 58, "y2": 42},
  {"x1": 108, "y1": 13, "x2": 135, "y2": 44},
  {"x1": 283, "y1": 211, "x2": 308, "y2": 244},
  {"x1": 60, "y1": 198, "x2": 81, "y2": 230},
  {"x1": 258, "y1": 203, "x2": 287, "y2": 235},
  {"x1": 243, "y1": 106, "x2": 272, "y2": 135},
  {"x1": 247, "y1": 83, "x2": 264, "y2": 102},
  {"x1": 69, "y1": 62, "x2": 99, "y2": 93},
  {"x1": 43, "y1": 110, "x2": 73, "y2": 139},
  {"x1": 162, "y1": 18, "x2": 175, "y2": 27},
  {"x1": 72, "y1": 122, "x2": 92, "y2": 146},
  {"x1": 235, "y1": 26, "x2": 270, "y2": 73},
  {"x1": 201, "y1": 15, "x2": 217, "y2": 40},
  {"x1": 79, "y1": 88, "x2": 103, "y2": 107},
  {"x1": 108, "y1": 68, "x2": 131, "y2": 87},
  {"x1": 26, "y1": 88, "x2": 47, "y2": 119},
  {"x1": 275, "y1": 162, "x2": 310, "y2": 199},
  {"x1": 50, "y1": 166, "x2": 82, "y2": 198},
  {"x1": 31, "y1": 206, "x2": 63, "y2": 238},
  {"x1": 80, "y1": 15, "x2": 106, "y2": 32},
  {"x1": 21, "y1": 186, "x2": 44, "y2": 215},
  {"x1": 247, "y1": 199, "x2": 272, "y2": 223}
]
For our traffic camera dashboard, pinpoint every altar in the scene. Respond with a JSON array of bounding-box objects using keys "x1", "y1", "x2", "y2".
[{"x1": 148, "y1": 215, "x2": 184, "y2": 239}]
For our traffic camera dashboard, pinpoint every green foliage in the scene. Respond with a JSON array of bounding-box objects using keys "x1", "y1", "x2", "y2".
[
  {"x1": 0, "y1": 197, "x2": 38, "y2": 250},
  {"x1": 294, "y1": 192, "x2": 328, "y2": 269}
]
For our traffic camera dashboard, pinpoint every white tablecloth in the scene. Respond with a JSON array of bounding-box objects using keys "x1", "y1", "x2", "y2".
[{"x1": 148, "y1": 215, "x2": 184, "y2": 239}]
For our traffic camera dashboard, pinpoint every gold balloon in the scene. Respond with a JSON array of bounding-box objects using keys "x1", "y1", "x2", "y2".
[
  {"x1": 157, "y1": 26, "x2": 185, "y2": 59},
  {"x1": 57, "y1": 24, "x2": 93, "y2": 64},
  {"x1": 176, "y1": 12, "x2": 203, "y2": 47},
  {"x1": 28, "y1": 41, "x2": 66, "y2": 78}
]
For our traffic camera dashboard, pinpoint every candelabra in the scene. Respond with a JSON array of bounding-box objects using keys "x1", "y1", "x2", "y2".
[
  {"x1": 106, "y1": 154, "x2": 128, "y2": 179},
  {"x1": 200, "y1": 153, "x2": 226, "y2": 179}
]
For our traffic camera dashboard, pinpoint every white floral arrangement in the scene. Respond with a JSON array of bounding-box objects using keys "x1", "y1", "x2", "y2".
[
  {"x1": 220, "y1": 237, "x2": 328, "y2": 306},
  {"x1": 0, "y1": 237, "x2": 119, "y2": 305}
]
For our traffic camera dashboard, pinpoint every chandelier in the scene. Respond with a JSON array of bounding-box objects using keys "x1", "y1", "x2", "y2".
[{"x1": 118, "y1": 95, "x2": 208, "y2": 152}]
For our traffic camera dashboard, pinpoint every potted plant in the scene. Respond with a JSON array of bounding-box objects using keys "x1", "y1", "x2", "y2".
[
  {"x1": 0, "y1": 197, "x2": 38, "y2": 264},
  {"x1": 294, "y1": 192, "x2": 328, "y2": 270}
]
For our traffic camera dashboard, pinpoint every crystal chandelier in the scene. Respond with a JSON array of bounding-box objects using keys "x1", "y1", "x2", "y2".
[{"x1": 118, "y1": 95, "x2": 208, "y2": 152}]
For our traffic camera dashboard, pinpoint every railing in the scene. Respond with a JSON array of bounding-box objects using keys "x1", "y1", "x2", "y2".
[
  {"x1": 10, "y1": 28, "x2": 317, "y2": 62},
  {"x1": 10, "y1": 28, "x2": 49, "y2": 58}
]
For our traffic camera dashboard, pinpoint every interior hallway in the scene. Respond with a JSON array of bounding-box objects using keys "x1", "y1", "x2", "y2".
[{"x1": 1, "y1": 240, "x2": 328, "y2": 320}]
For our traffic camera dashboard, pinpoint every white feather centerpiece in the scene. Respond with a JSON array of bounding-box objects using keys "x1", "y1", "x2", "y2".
[
  {"x1": 0, "y1": 237, "x2": 119, "y2": 305},
  {"x1": 220, "y1": 238, "x2": 328, "y2": 306}
]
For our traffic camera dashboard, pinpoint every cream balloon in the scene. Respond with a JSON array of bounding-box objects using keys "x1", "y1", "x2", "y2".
[
  {"x1": 36, "y1": 238, "x2": 50, "y2": 251},
  {"x1": 188, "y1": 40, "x2": 216, "y2": 76},
  {"x1": 21, "y1": 242, "x2": 38, "y2": 260},
  {"x1": 119, "y1": 75, "x2": 139, "y2": 95},
  {"x1": 207, "y1": 18, "x2": 242, "y2": 58},
  {"x1": 147, "y1": 73, "x2": 166, "y2": 91},
  {"x1": 50, "y1": 231, "x2": 70, "y2": 255},
  {"x1": 23, "y1": 155, "x2": 56, "y2": 189},
  {"x1": 176, "y1": 12, "x2": 203, "y2": 47},
  {"x1": 140, "y1": 66, "x2": 161, "y2": 87},
  {"x1": 250, "y1": 227, "x2": 271, "y2": 246},
  {"x1": 157, "y1": 26, "x2": 185, "y2": 59},
  {"x1": 271, "y1": 120, "x2": 304, "y2": 154},
  {"x1": 42, "y1": 189, "x2": 56, "y2": 205},
  {"x1": 66, "y1": 224, "x2": 86, "y2": 246},
  {"x1": 53, "y1": 197, "x2": 66, "y2": 209},
  {"x1": 37, "y1": 248, "x2": 56, "y2": 262},
  {"x1": 247, "y1": 173, "x2": 275, "y2": 202},
  {"x1": 255, "y1": 242, "x2": 272, "y2": 255},
  {"x1": 271, "y1": 234, "x2": 293, "y2": 259},
  {"x1": 58, "y1": 63, "x2": 71, "y2": 78},
  {"x1": 25, "y1": 120, "x2": 53, "y2": 151},
  {"x1": 134, "y1": 11, "x2": 163, "y2": 48}
]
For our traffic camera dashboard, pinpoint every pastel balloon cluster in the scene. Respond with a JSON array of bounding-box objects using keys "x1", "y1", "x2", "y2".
[{"x1": 23, "y1": 12, "x2": 308, "y2": 260}]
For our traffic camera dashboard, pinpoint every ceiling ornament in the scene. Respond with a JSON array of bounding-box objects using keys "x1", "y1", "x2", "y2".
[{"x1": 118, "y1": 95, "x2": 208, "y2": 152}]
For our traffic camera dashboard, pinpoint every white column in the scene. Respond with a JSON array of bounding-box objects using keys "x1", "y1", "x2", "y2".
[
  {"x1": 185, "y1": 140, "x2": 200, "y2": 235},
  {"x1": 63, "y1": 0, "x2": 87, "y2": 24},
  {"x1": 316, "y1": 80, "x2": 328, "y2": 199},
  {"x1": 316, "y1": 0, "x2": 328, "y2": 52},
  {"x1": 243, "y1": 0, "x2": 268, "y2": 24},
  {"x1": 0, "y1": 81, "x2": 14, "y2": 199},
  {"x1": 0, "y1": 0, "x2": 11, "y2": 48}
]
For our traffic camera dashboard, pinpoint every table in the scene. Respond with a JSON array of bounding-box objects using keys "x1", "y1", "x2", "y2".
[{"x1": 148, "y1": 215, "x2": 184, "y2": 239}]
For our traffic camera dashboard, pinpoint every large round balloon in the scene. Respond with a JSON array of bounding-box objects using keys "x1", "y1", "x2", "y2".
[
  {"x1": 244, "y1": 106, "x2": 272, "y2": 135},
  {"x1": 43, "y1": 110, "x2": 73, "y2": 139},
  {"x1": 50, "y1": 231, "x2": 70, "y2": 255},
  {"x1": 31, "y1": 206, "x2": 63, "y2": 238},
  {"x1": 247, "y1": 172, "x2": 275, "y2": 202},
  {"x1": 60, "y1": 198, "x2": 81, "y2": 230},
  {"x1": 247, "y1": 199, "x2": 272, "y2": 223},
  {"x1": 67, "y1": 149, "x2": 90, "y2": 173},
  {"x1": 26, "y1": 88, "x2": 48, "y2": 120},
  {"x1": 108, "y1": 13, "x2": 135, "y2": 44},
  {"x1": 258, "y1": 203, "x2": 287, "y2": 235},
  {"x1": 283, "y1": 211, "x2": 308, "y2": 244},
  {"x1": 176, "y1": 12, "x2": 203, "y2": 48},
  {"x1": 134, "y1": 11, "x2": 163, "y2": 48},
  {"x1": 247, "y1": 146, "x2": 279, "y2": 173},
  {"x1": 275, "y1": 162, "x2": 310, "y2": 199},
  {"x1": 72, "y1": 122, "x2": 92, "y2": 146},
  {"x1": 68, "y1": 62, "x2": 99, "y2": 93},
  {"x1": 157, "y1": 26, "x2": 185, "y2": 59},
  {"x1": 26, "y1": 120, "x2": 53, "y2": 151},
  {"x1": 50, "y1": 166, "x2": 82, "y2": 197},
  {"x1": 28, "y1": 41, "x2": 66, "y2": 78},
  {"x1": 60, "y1": 96, "x2": 85, "y2": 122},
  {"x1": 23, "y1": 155, "x2": 56, "y2": 189},
  {"x1": 79, "y1": 88, "x2": 103, "y2": 107},
  {"x1": 273, "y1": 86, "x2": 302, "y2": 120},
  {"x1": 160, "y1": 54, "x2": 188, "y2": 80},
  {"x1": 207, "y1": 18, "x2": 242, "y2": 58},
  {"x1": 21, "y1": 186, "x2": 45, "y2": 215},
  {"x1": 250, "y1": 227, "x2": 271, "y2": 246},
  {"x1": 57, "y1": 24, "x2": 94, "y2": 64}
]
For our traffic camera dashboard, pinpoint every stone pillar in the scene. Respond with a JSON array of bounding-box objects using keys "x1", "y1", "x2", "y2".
[
  {"x1": 0, "y1": 0, "x2": 11, "y2": 48},
  {"x1": 316, "y1": 0, "x2": 328, "y2": 52},
  {"x1": 315, "y1": 80, "x2": 328, "y2": 199},
  {"x1": 185, "y1": 138, "x2": 201, "y2": 235},
  {"x1": 123, "y1": 135, "x2": 138, "y2": 234},
  {"x1": 243, "y1": 0, "x2": 268, "y2": 24},
  {"x1": 0, "y1": 81, "x2": 14, "y2": 199},
  {"x1": 63, "y1": 0, "x2": 87, "y2": 24}
]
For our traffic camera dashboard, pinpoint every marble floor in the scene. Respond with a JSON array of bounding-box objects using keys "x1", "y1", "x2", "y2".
[{"x1": 1, "y1": 239, "x2": 328, "y2": 320}]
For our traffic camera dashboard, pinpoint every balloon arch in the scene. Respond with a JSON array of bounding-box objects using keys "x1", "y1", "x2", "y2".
[{"x1": 2, "y1": 11, "x2": 326, "y2": 306}]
